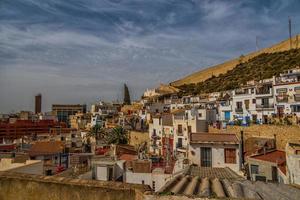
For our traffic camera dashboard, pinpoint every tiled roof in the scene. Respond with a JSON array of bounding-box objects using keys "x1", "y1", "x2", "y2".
[
  {"x1": 158, "y1": 166, "x2": 300, "y2": 199},
  {"x1": 190, "y1": 133, "x2": 239, "y2": 144},
  {"x1": 249, "y1": 150, "x2": 286, "y2": 164},
  {"x1": 119, "y1": 154, "x2": 138, "y2": 161},
  {"x1": 28, "y1": 141, "x2": 64, "y2": 156}
]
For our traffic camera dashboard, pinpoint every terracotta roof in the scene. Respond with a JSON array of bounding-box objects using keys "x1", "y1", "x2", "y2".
[
  {"x1": 190, "y1": 133, "x2": 239, "y2": 144},
  {"x1": 158, "y1": 166, "x2": 299, "y2": 199},
  {"x1": 119, "y1": 154, "x2": 138, "y2": 161},
  {"x1": 28, "y1": 141, "x2": 64, "y2": 156},
  {"x1": 249, "y1": 150, "x2": 286, "y2": 165},
  {"x1": 278, "y1": 165, "x2": 287, "y2": 175}
]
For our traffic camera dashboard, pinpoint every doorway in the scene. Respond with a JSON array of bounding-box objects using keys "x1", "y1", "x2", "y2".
[{"x1": 200, "y1": 147, "x2": 212, "y2": 167}]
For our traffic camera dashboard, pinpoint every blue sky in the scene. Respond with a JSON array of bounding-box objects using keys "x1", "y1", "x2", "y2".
[{"x1": 1, "y1": 0, "x2": 300, "y2": 112}]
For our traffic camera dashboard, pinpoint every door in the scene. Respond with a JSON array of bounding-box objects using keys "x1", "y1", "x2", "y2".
[
  {"x1": 108, "y1": 167, "x2": 113, "y2": 181},
  {"x1": 272, "y1": 166, "x2": 278, "y2": 182},
  {"x1": 201, "y1": 147, "x2": 212, "y2": 167},
  {"x1": 224, "y1": 111, "x2": 231, "y2": 121}
]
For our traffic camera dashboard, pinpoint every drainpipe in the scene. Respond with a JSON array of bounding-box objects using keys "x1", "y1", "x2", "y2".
[{"x1": 240, "y1": 131, "x2": 244, "y2": 168}]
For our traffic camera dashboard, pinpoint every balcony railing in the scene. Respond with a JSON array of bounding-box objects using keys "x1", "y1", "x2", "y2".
[
  {"x1": 294, "y1": 94, "x2": 300, "y2": 102},
  {"x1": 256, "y1": 89, "x2": 272, "y2": 95},
  {"x1": 276, "y1": 95, "x2": 289, "y2": 103},
  {"x1": 235, "y1": 108, "x2": 243, "y2": 113},
  {"x1": 256, "y1": 104, "x2": 274, "y2": 109}
]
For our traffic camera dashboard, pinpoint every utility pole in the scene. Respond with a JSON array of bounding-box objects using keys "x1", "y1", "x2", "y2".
[
  {"x1": 256, "y1": 36, "x2": 259, "y2": 51},
  {"x1": 289, "y1": 16, "x2": 292, "y2": 49}
]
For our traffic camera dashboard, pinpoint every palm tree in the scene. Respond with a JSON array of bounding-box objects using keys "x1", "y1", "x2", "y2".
[
  {"x1": 89, "y1": 124, "x2": 105, "y2": 141},
  {"x1": 105, "y1": 126, "x2": 129, "y2": 145}
]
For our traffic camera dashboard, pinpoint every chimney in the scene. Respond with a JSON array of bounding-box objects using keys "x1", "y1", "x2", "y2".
[{"x1": 274, "y1": 134, "x2": 277, "y2": 150}]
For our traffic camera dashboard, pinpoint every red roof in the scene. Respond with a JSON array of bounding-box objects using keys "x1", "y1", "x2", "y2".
[
  {"x1": 250, "y1": 150, "x2": 286, "y2": 165},
  {"x1": 119, "y1": 153, "x2": 138, "y2": 161},
  {"x1": 190, "y1": 133, "x2": 239, "y2": 144},
  {"x1": 29, "y1": 141, "x2": 64, "y2": 156}
]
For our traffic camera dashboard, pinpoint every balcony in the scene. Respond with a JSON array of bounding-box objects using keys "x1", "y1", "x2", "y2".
[
  {"x1": 276, "y1": 95, "x2": 289, "y2": 103},
  {"x1": 177, "y1": 131, "x2": 184, "y2": 136},
  {"x1": 256, "y1": 89, "x2": 272, "y2": 96},
  {"x1": 256, "y1": 103, "x2": 274, "y2": 110},
  {"x1": 235, "y1": 108, "x2": 243, "y2": 113},
  {"x1": 294, "y1": 94, "x2": 300, "y2": 102}
]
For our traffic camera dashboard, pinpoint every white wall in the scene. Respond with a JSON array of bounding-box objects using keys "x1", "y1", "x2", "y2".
[
  {"x1": 125, "y1": 171, "x2": 171, "y2": 192},
  {"x1": 96, "y1": 166, "x2": 108, "y2": 181},
  {"x1": 287, "y1": 154, "x2": 300, "y2": 185},
  {"x1": 189, "y1": 144, "x2": 240, "y2": 172}
]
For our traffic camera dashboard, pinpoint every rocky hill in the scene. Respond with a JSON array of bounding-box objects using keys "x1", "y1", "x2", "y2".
[
  {"x1": 171, "y1": 34, "x2": 300, "y2": 87},
  {"x1": 178, "y1": 48, "x2": 300, "y2": 95}
]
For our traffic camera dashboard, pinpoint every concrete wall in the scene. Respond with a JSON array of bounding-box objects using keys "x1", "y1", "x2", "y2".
[
  {"x1": 0, "y1": 172, "x2": 148, "y2": 200},
  {"x1": 286, "y1": 154, "x2": 300, "y2": 185},
  {"x1": 209, "y1": 125, "x2": 300, "y2": 151},
  {"x1": 125, "y1": 171, "x2": 171, "y2": 192},
  {"x1": 247, "y1": 158, "x2": 277, "y2": 181}
]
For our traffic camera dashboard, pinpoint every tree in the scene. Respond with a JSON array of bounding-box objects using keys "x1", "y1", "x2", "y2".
[
  {"x1": 123, "y1": 83, "x2": 131, "y2": 105},
  {"x1": 89, "y1": 124, "x2": 105, "y2": 140},
  {"x1": 105, "y1": 126, "x2": 129, "y2": 145}
]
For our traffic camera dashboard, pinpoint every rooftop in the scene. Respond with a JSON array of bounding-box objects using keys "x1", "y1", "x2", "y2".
[
  {"x1": 28, "y1": 141, "x2": 64, "y2": 157},
  {"x1": 157, "y1": 166, "x2": 300, "y2": 199},
  {"x1": 190, "y1": 133, "x2": 239, "y2": 144},
  {"x1": 0, "y1": 158, "x2": 42, "y2": 171},
  {"x1": 249, "y1": 150, "x2": 286, "y2": 165}
]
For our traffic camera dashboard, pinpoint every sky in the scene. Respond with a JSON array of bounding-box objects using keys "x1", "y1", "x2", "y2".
[{"x1": 1, "y1": 0, "x2": 300, "y2": 113}]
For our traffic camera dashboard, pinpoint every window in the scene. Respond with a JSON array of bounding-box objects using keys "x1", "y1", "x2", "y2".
[
  {"x1": 201, "y1": 147, "x2": 212, "y2": 167},
  {"x1": 250, "y1": 164, "x2": 259, "y2": 174},
  {"x1": 224, "y1": 148, "x2": 236, "y2": 164},
  {"x1": 276, "y1": 88, "x2": 287, "y2": 95},
  {"x1": 244, "y1": 100, "x2": 250, "y2": 109},
  {"x1": 177, "y1": 138, "x2": 183, "y2": 148},
  {"x1": 261, "y1": 98, "x2": 269, "y2": 106},
  {"x1": 252, "y1": 99, "x2": 256, "y2": 104},
  {"x1": 236, "y1": 102, "x2": 242, "y2": 109},
  {"x1": 291, "y1": 105, "x2": 300, "y2": 112},
  {"x1": 178, "y1": 125, "x2": 183, "y2": 134},
  {"x1": 188, "y1": 126, "x2": 192, "y2": 133},
  {"x1": 295, "y1": 87, "x2": 300, "y2": 94},
  {"x1": 198, "y1": 113, "x2": 202, "y2": 118},
  {"x1": 142, "y1": 180, "x2": 145, "y2": 185}
]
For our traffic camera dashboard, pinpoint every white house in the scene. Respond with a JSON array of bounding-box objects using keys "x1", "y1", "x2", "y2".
[
  {"x1": 188, "y1": 133, "x2": 241, "y2": 172},
  {"x1": 273, "y1": 69, "x2": 300, "y2": 117},
  {"x1": 172, "y1": 108, "x2": 208, "y2": 157}
]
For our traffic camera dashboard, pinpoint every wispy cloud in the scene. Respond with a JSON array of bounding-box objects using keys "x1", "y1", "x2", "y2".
[{"x1": 0, "y1": 0, "x2": 300, "y2": 112}]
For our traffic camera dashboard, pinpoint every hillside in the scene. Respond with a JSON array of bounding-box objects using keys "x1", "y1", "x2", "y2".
[
  {"x1": 171, "y1": 34, "x2": 300, "y2": 87},
  {"x1": 178, "y1": 48, "x2": 300, "y2": 95}
]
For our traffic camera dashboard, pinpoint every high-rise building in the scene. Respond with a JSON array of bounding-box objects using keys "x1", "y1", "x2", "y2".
[
  {"x1": 52, "y1": 104, "x2": 87, "y2": 126},
  {"x1": 35, "y1": 94, "x2": 42, "y2": 114}
]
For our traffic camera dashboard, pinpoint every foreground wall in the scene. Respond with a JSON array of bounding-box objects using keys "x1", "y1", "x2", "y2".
[{"x1": 0, "y1": 172, "x2": 148, "y2": 200}]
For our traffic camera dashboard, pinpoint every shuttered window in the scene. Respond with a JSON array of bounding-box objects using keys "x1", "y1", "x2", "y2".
[{"x1": 224, "y1": 148, "x2": 236, "y2": 164}]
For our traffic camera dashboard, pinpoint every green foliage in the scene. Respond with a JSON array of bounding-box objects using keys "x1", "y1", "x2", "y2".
[
  {"x1": 179, "y1": 49, "x2": 300, "y2": 95},
  {"x1": 89, "y1": 124, "x2": 105, "y2": 140},
  {"x1": 105, "y1": 126, "x2": 129, "y2": 145},
  {"x1": 124, "y1": 83, "x2": 131, "y2": 105}
]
